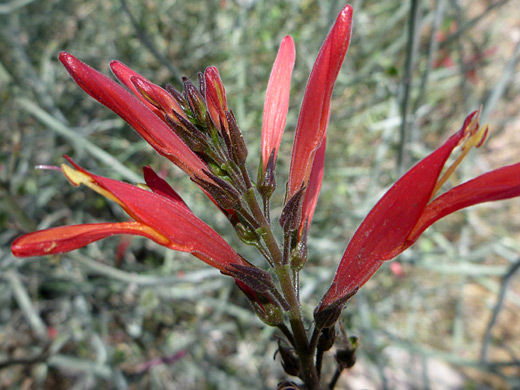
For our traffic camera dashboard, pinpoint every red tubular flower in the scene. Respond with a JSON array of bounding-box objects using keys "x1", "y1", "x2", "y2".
[
  {"x1": 11, "y1": 159, "x2": 247, "y2": 272},
  {"x1": 110, "y1": 60, "x2": 189, "y2": 124},
  {"x1": 286, "y1": 5, "x2": 353, "y2": 202},
  {"x1": 299, "y1": 136, "x2": 326, "y2": 235},
  {"x1": 109, "y1": 60, "x2": 166, "y2": 118},
  {"x1": 260, "y1": 36, "x2": 296, "y2": 172},
  {"x1": 58, "y1": 52, "x2": 210, "y2": 182},
  {"x1": 204, "y1": 66, "x2": 229, "y2": 132},
  {"x1": 318, "y1": 110, "x2": 520, "y2": 311},
  {"x1": 129, "y1": 75, "x2": 187, "y2": 121}
]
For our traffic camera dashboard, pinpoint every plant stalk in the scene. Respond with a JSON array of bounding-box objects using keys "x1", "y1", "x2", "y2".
[{"x1": 240, "y1": 170, "x2": 321, "y2": 389}]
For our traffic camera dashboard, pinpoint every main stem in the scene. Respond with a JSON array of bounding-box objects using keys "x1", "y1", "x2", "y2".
[{"x1": 241, "y1": 168, "x2": 321, "y2": 389}]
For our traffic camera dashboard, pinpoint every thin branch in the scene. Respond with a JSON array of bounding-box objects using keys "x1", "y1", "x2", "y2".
[
  {"x1": 4, "y1": 270, "x2": 48, "y2": 341},
  {"x1": 481, "y1": 39, "x2": 520, "y2": 121},
  {"x1": 120, "y1": 0, "x2": 182, "y2": 84},
  {"x1": 0, "y1": 182, "x2": 36, "y2": 231},
  {"x1": 398, "y1": 0, "x2": 421, "y2": 174},
  {"x1": 481, "y1": 258, "x2": 520, "y2": 362},
  {"x1": 17, "y1": 97, "x2": 142, "y2": 183},
  {"x1": 413, "y1": 0, "x2": 446, "y2": 113},
  {"x1": 70, "y1": 252, "x2": 220, "y2": 285},
  {"x1": 328, "y1": 367, "x2": 343, "y2": 390},
  {"x1": 278, "y1": 323, "x2": 297, "y2": 348},
  {"x1": 438, "y1": 0, "x2": 511, "y2": 50},
  {"x1": 0, "y1": 347, "x2": 50, "y2": 369},
  {"x1": 0, "y1": 0, "x2": 36, "y2": 14}
]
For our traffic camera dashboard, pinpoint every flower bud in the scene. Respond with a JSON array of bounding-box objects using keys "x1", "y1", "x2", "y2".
[
  {"x1": 335, "y1": 336, "x2": 358, "y2": 370},
  {"x1": 225, "y1": 111, "x2": 248, "y2": 165},
  {"x1": 235, "y1": 279, "x2": 283, "y2": 326},
  {"x1": 130, "y1": 76, "x2": 186, "y2": 120},
  {"x1": 257, "y1": 150, "x2": 277, "y2": 200},
  {"x1": 290, "y1": 224, "x2": 308, "y2": 271},
  {"x1": 277, "y1": 381, "x2": 301, "y2": 390},
  {"x1": 165, "y1": 112, "x2": 208, "y2": 153},
  {"x1": 317, "y1": 326, "x2": 336, "y2": 352},
  {"x1": 191, "y1": 173, "x2": 240, "y2": 210},
  {"x1": 183, "y1": 77, "x2": 207, "y2": 125},
  {"x1": 313, "y1": 288, "x2": 357, "y2": 329},
  {"x1": 166, "y1": 84, "x2": 190, "y2": 113},
  {"x1": 204, "y1": 66, "x2": 228, "y2": 132},
  {"x1": 280, "y1": 186, "x2": 305, "y2": 232},
  {"x1": 277, "y1": 341, "x2": 300, "y2": 377},
  {"x1": 197, "y1": 71, "x2": 205, "y2": 96}
]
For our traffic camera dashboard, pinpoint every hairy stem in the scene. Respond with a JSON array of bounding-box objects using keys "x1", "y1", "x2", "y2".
[{"x1": 239, "y1": 167, "x2": 321, "y2": 389}]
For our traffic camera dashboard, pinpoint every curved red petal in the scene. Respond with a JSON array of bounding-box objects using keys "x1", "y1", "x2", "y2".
[
  {"x1": 319, "y1": 125, "x2": 469, "y2": 309},
  {"x1": 76, "y1": 167, "x2": 246, "y2": 271},
  {"x1": 109, "y1": 60, "x2": 164, "y2": 117},
  {"x1": 287, "y1": 5, "x2": 353, "y2": 199},
  {"x1": 11, "y1": 222, "x2": 166, "y2": 257},
  {"x1": 406, "y1": 162, "x2": 520, "y2": 245},
  {"x1": 143, "y1": 166, "x2": 189, "y2": 210},
  {"x1": 58, "y1": 52, "x2": 208, "y2": 178},
  {"x1": 204, "y1": 66, "x2": 228, "y2": 131},
  {"x1": 299, "y1": 136, "x2": 326, "y2": 235},
  {"x1": 130, "y1": 75, "x2": 186, "y2": 118},
  {"x1": 261, "y1": 36, "x2": 295, "y2": 171}
]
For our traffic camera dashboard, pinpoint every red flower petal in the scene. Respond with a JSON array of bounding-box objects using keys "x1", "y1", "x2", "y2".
[
  {"x1": 287, "y1": 5, "x2": 353, "y2": 199},
  {"x1": 406, "y1": 162, "x2": 520, "y2": 245},
  {"x1": 143, "y1": 166, "x2": 189, "y2": 210},
  {"x1": 110, "y1": 60, "x2": 164, "y2": 117},
  {"x1": 58, "y1": 52, "x2": 208, "y2": 179},
  {"x1": 261, "y1": 36, "x2": 295, "y2": 171},
  {"x1": 319, "y1": 124, "x2": 468, "y2": 308},
  {"x1": 64, "y1": 163, "x2": 246, "y2": 271},
  {"x1": 204, "y1": 66, "x2": 228, "y2": 131},
  {"x1": 12, "y1": 222, "x2": 167, "y2": 257},
  {"x1": 130, "y1": 75, "x2": 186, "y2": 119},
  {"x1": 299, "y1": 136, "x2": 326, "y2": 235}
]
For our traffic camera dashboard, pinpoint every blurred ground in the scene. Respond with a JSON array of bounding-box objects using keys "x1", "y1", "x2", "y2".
[{"x1": 1, "y1": 0, "x2": 519, "y2": 389}]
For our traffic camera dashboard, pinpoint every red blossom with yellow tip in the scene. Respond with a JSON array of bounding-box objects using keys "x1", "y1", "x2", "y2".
[
  {"x1": 12, "y1": 158, "x2": 247, "y2": 272},
  {"x1": 318, "y1": 109, "x2": 520, "y2": 312}
]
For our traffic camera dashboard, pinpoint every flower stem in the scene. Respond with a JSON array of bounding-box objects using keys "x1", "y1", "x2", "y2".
[{"x1": 239, "y1": 166, "x2": 321, "y2": 389}]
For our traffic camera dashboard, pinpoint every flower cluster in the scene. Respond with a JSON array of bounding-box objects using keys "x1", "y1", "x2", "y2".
[{"x1": 11, "y1": 4, "x2": 520, "y2": 388}]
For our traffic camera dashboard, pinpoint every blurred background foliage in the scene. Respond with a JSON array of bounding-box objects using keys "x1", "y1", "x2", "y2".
[{"x1": 1, "y1": 0, "x2": 519, "y2": 389}]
